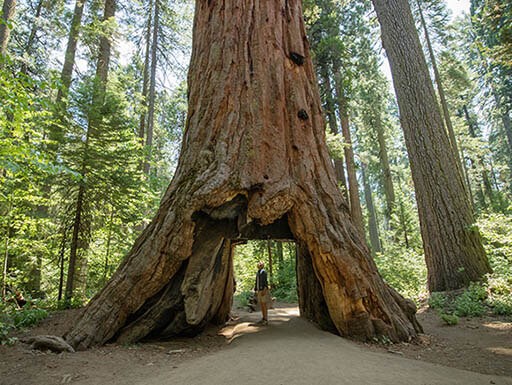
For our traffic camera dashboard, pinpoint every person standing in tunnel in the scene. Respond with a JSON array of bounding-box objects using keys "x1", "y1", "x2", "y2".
[{"x1": 254, "y1": 261, "x2": 269, "y2": 325}]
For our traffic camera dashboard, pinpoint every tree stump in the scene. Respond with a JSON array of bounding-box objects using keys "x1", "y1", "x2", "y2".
[{"x1": 65, "y1": 0, "x2": 422, "y2": 350}]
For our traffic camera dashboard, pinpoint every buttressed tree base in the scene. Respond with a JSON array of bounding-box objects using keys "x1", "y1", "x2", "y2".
[{"x1": 65, "y1": 0, "x2": 422, "y2": 350}]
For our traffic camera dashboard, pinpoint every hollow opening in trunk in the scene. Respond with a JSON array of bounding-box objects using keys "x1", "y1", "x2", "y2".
[{"x1": 231, "y1": 239, "x2": 298, "y2": 316}]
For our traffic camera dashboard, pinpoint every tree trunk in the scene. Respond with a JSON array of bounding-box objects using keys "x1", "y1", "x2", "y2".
[
  {"x1": 143, "y1": 0, "x2": 159, "y2": 175},
  {"x1": 65, "y1": 184, "x2": 85, "y2": 302},
  {"x1": 65, "y1": 0, "x2": 421, "y2": 350},
  {"x1": 0, "y1": 0, "x2": 15, "y2": 56},
  {"x1": 19, "y1": 0, "x2": 43, "y2": 74},
  {"x1": 361, "y1": 163, "x2": 381, "y2": 255},
  {"x1": 65, "y1": 0, "x2": 116, "y2": 303},
  {"x1": 375, "y1": 113, "x2": 395, "y2": 223},
  {"x1": 56, "y1": 0, "x2": 86, "y2": 103},
  {"x1": 319, "y1": 63, "x2": 348, "y2": 199},
  {"x1": 333, "y1": 74, "x2": 365, "y2": 237},
  {"x1": 462, "y1": 104, "x2": 493, "y2": 206},
  {"x1": 266, "y1": 239, "x2": 273, "y2": 286},
  {"x1": 1, "y1": 205, "x2": 10, "y2": 300},
  {"x1": 416, "y1": 0, "x2": 463, "y2": 168},
  {"x1": 138, "y1": 0, "x2": 153, "y2": 142},
  {"x1": 57, "y1": 225, "x2": 68, "y2": 301},
  {"x1": 372, "y1": 0, "x2": 491, "y2": 291}
]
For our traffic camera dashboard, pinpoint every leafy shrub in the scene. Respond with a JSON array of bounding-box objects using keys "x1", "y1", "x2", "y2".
[
  {"x1": 428, "y1": 292, "x2": 447, "y2": 310},
  {"x1": 453, "y1": 290, "x2": 485, "y2": 317},
  {"x1": 440, "y1": 313, "x2": 459, "y2": 325},
  {"x1": 490, "y1": 297, "x2": 512, "y2": 316},
  {"x1": 374, "y1": 245, "x2": 427, "y2": 302},
  {"x1": 0, "y1": 301, "x2": 48, "y2": 344}
]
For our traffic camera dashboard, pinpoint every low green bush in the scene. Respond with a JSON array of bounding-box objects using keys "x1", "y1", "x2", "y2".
[
  {"x1": 0, "y1": 301, "x2": 48, "y2": 345},
  {"x1": 428, "y1": 292, "x2": 447, "y2": 310},
  {"x1": 440, "y1": 313, "x2": 459, "y2": 325}
]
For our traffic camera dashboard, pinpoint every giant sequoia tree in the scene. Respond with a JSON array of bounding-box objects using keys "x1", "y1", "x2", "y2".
[
  {"x1": 371, "y1": 0, "x2": 491, "y2": 291},
  {"x1": 65, "y1": 0, "x2": 421, "y2": 350}
]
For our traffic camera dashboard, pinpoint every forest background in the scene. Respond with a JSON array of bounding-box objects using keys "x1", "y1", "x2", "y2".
[{"x1": 0, "y1": 0, "x2": 511, "y2": 342}]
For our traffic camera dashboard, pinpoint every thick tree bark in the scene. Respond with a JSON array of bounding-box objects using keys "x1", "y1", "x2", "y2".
[
  {"x1": 372, "y1": 0, "x2": 491, "y2": 291},
  {"x1": 416, "y1": 0, "x2": 463, "y2": 167},
  {"x1": 0, "y1": 0, "x2": 15, "y2": 56},
  {"x1": 66, "y1": 0, "x2": 421, "y2": 350}
]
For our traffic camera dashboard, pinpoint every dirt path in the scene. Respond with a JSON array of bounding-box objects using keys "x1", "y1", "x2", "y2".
[{"x1": 1, "y1": 304, "x2": 511, "y2": 385}]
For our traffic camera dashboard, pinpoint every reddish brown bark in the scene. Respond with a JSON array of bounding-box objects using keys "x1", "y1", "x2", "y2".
[{"x1": 65, "y1": 0, "x2": 421, "y2": 349}]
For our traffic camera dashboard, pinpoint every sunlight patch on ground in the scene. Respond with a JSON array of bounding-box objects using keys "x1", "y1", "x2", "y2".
[
  {"x1": 486, "y1": 347, "x2": 512, "y2": 357},
  {"x1": 482, "y1": 321, "x2": 512, "y2": 331}
]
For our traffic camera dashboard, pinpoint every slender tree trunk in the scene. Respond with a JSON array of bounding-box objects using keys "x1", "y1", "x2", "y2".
[
  {"x1": 139, "y1": 0, "x2": 153, "y2": 142},
  {"x1": 103, "y1": 209, "x2": 114, "y2": 283},
  {"x1": 143, "y1": 0, "x2": 159, "y2": 175},
  {"x1": 57, "y1": 225, "x2": 68, "y2": 301},
  {"x1": 333, "y1": 73, "x2": 365, "y2": 236},
  {"x1": 56, "y1": 0, "x2": 86, "y2": 103},
  {"x1": 266, "y1": 239, "x2": 273, "y2": 286},
  {"x1": 66, "y1": 0, "x2": 421, "y2": 350},
  {"x1": 361, "y1": 163, "x2": 381, "y2": 255},
  {"x1": 1, "y1": 205, "x2": 10, "y2": 300},
  {"x1": 0, "y1": 0, "x2": 15, "y2": 56},
  {"x1": 65, "y1": 184, "x2": 85, "y2": 302},
  {"x1": 319, "y1": 64, "x2": 348, "y2": 199},
  {"x1": 65, "y1": 0, "x2": 116, "y2": 303},
  {"x1": 372, "y1": 0, "x2": 491, "y2": 291},
  {"x1": 492, "y1": 91, "x2": 512, "y2": 180},
  {"x1": 276, "y1": 241, "x2": 283, "y2": 264},
  {"x1": 19, "y1": 0, "x2": 43, "y2": 74},
  {"x1": 375, "y1": 114, "x2": 395, "y2": 223},
  {"x1": 462, "y1": 104, "x2": 493, "y2": 206}
]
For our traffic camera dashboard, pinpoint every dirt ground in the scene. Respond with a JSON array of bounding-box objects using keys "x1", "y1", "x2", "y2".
[{"x1": 0, "y1": 303, "x2": 511, "y2": 385}]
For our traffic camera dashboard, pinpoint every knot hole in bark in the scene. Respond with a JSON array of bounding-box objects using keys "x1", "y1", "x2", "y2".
[
  {"x1": 298, "y1": 109, "x2": 309, "y2": 121},
  {"x1": 289, "y1": 52, "x2": 305, "y2": 66}
]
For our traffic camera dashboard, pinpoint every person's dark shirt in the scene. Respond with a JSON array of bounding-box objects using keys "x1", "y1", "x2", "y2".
[{"x1": 254, "y1": 268, "x2": 268, "y2": 291}]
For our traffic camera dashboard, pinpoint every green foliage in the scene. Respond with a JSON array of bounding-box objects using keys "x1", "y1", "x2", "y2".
[
  {"x1": 0, "y1": 301, "x2": 48, "y2": 344},
  {"x1": 428, "y1": 292, "x2": 447, "y2": 310},
  {"x1": 453, "y1": 283, "x2": 487, "y2": 317},
  {"x1": 440, "y1": 312, "x2": 459, "y2": 325},
  {"x1": 374, "y1": 245, "x2": 427, "y2": 301}
]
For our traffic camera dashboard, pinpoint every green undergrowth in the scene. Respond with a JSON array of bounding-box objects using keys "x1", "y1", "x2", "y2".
[
  {"x1": 0, "y1": 300, "x2": 48, "y2": 345},
  {"x1": 428, "y1": 275, "x2": 512, "y2": 325}
]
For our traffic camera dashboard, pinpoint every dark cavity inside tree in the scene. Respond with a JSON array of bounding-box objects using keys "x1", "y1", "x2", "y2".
[{"x1": 65, "y1": 0, "x2": 422, "y2": 350}]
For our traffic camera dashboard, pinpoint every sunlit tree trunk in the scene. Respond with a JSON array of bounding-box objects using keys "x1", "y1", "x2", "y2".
[{"x1": 372, "y1": 0, "x2": 491, "y2": 291}]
